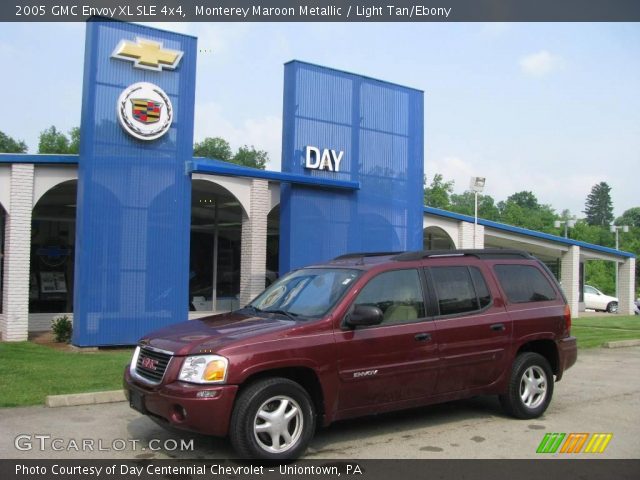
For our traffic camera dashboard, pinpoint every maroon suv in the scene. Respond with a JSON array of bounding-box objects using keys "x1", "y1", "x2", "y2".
[{"x1": 124, "y1": 249, "x2": 577, "y2": 459}]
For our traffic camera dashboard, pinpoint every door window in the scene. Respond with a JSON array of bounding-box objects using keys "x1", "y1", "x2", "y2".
[{"x1": 354, "y1": 269, "x2": 425, "y2": 325}]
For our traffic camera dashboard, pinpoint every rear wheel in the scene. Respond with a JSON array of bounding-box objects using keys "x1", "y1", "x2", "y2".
[
  {"x1": 229, "y1": 377, "x2": 315, "y2": 460},
  {"x1": 500, "y1": 352, "x2": 554, "y2": 419},
  {"x1": 606, "y1": 302, "x2": 618, "y2": 313}
]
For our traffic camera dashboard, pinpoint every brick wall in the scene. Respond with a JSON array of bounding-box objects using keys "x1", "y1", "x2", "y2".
[
  {"x1": 560, "y1": 246, "x2": 580, "y2": 317},
  {"x1": 1, "y1": 164, "x2": 34, "y2": 341},
  {"x1": 459, "y1": 221, "x2": 484, "y2": 249},
  {"x1": 618, "y1": 257, "x2": 636, "y2": 315},
  {"x1": 239, "y1": 179, "x2": 269, "y2": 307}
]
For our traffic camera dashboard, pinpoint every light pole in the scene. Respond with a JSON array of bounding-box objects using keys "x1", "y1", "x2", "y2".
[
  {"x1": 469, "y1": 176, "x2": 486, "y2": 249},
  {"x1": 554, "y1": 219, "x2": 576, "y2": 238},
  {"x1": 610, "y1": 224, "x2": 629, "y2": 304}
]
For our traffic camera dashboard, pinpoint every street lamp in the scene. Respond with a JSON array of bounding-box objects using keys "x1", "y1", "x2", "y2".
[
  {"x1": 610, "y1": 224, "x2": 629, "y2": 305},
  {"x1": 554, "y1": 219, "x2": 576, "y2": 238},
  {"x1": 469, "y1": 176, "x2": 486, "y2": 249}
]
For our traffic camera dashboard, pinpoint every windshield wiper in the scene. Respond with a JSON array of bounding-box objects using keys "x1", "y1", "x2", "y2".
[
  {"x1": 242, "y1": 305, "x2": 264, "y2": 315},
  {"x1": 263, "y1": 309, "x2": 298, "y2": 321}
]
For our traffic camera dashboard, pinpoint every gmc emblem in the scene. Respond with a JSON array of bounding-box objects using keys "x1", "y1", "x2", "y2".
[{"x1": 141, "y1": 357, "x2": 158, "y2": 371}]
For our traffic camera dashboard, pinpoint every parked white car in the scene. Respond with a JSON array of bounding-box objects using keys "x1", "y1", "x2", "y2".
[{"x1": 584, "y1": 285, "x2": 618, "y2": 313}]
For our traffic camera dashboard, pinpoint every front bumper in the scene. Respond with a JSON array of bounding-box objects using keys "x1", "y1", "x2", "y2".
[
  {"x1": 124, "y1": 365, "x2": 238, "y2": 437},
  {"x1": 556, "y1": 336, "x2": 578, "y2": 381}
]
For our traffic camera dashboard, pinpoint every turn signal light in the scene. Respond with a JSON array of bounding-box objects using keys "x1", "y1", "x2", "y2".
[{"x1": 203, "y1": 359, "x2": 226, "y2": 382}]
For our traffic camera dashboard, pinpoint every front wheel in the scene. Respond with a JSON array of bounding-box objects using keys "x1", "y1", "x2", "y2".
[
  {"x1": 500, "y1": 352, "x2": 554, "y2": 419},
  {"x1": 606, "y1": 302, "x2": 618, "y2": 313},
  {"x1": 229, "y1": 377, "x2": 316, "y2": 460}
]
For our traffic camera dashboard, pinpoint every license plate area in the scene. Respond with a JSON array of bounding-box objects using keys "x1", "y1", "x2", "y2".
[{"x1": 129, "y1": 390, "x2": 147, "y2": 414}]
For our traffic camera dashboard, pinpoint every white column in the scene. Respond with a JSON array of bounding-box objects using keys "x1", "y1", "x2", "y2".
[
  {"x1": 618, "y1": 257, "x2": 636, "y2": 316},
  {"x1": 560, "y1": 246, "x2": 580, "y2": 318},
  {"x1": 1, "y1": 164, "x2": 34, "y2": 341},
  {"x1": 459, "y1": 221, "x2": 484, "y2": 249},
  {"x1": 239, "y1": 179, "x2": 269, "y2": 307}
]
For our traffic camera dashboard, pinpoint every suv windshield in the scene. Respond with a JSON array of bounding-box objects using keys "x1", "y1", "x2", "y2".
[{"x1": 248, "y1": 268, "x2": 361, "y2": 318}]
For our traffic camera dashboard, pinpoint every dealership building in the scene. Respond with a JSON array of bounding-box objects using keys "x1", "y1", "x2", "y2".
[{"x1": 0, "y1": 20, "x2": 636, "y2": 346}]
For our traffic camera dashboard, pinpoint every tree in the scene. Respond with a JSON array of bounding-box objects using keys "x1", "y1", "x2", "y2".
[
  {"x1": 424, "y1": 173, "x2": 454, "y2": 209},
  {"x1": 584, "y1": 182, "x2": 614, "y2": 227},
  {"x1": 0, "y1": 130, "x2": 27, "y2": 153},
  {"x1": 616, "y1": 207, "x2": 640, "y2": 228},
  {"x1": 38, "y1": 126, "x2": 70, "y2": 154},
  {"x1": 585, "y1": 260, "x2": 616, "y2": 296},
  {"x1": 497, "y1": 191, "x2": 557, "y2": 233},
  {"x1": 193, "y1": 137, "x2": 232, "y2": 162},
  {"x1": 476, "y1": 194, "x2": 500, "y2": 221},
  {"x1": 559, "y1": 209, "x2": 573, "y2": 221},
  {"x1": 231, "y1": 145, "x2": 268, "y2": 170},
  {"x1": 450, "y1": 191, "x2": 500, "y2": 220},
  {"x1": 194, "y1": 137, "x2": 269, "y2": 169},
  {"x1": 450, "y1": 192, "x2": 475, "y2": 216},
  {"x1": 68, "y1": 127, "x2": 80, "y2": 154},
  {"x1": 506, "y1": 191, "x2": 539, "y2": 210}
]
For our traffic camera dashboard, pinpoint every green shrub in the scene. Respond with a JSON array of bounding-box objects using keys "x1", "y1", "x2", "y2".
[{"x1": 51, "y1": 315, "x2": 72, "y2": 343}]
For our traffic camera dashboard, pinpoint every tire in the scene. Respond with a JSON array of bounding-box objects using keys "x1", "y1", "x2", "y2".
[
  {"x1": 229, "y1": 377, "x2": 316, "y2": 460},
  {"x1": 500, "y1": 352, "x2": 554, "y2": 419},
  {"x1": 606, "y1": 302, "x2": 618, "y2": 313}
]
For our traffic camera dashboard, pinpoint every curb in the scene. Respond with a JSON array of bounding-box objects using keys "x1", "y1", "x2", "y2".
[
  {"x1": 46, "y1": 390, "x2": 126, "y2": 408},
  {"x1": 602, "y1": 339, "x2": 640, "y2": 349}
]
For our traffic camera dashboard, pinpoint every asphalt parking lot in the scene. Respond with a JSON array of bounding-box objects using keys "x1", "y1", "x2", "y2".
[{"x1": 0, "y1": 346, "x2": 638, "y2": 459}]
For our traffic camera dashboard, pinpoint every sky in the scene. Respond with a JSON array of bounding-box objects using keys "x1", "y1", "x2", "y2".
[{"x1": 0, "y1": 22, "x2": 638, "y2": 218}]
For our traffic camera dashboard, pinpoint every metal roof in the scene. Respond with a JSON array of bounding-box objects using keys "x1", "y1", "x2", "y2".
[
  {"x1": 0, "y1": 153, "x2": 79, "y2": 164},
  {"x1": 424, "y1": 206, "x2": 635, "y2": 259}
]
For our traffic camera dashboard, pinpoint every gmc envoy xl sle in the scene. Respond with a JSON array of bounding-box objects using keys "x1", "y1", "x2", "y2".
[{"x1": 124, "y1": 249, "x2": 577, "y2": 459}]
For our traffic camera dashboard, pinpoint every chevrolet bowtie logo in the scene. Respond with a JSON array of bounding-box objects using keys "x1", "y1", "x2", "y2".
[{"x1": 111, "y1": 37, "x2": 183, "y2": 72}]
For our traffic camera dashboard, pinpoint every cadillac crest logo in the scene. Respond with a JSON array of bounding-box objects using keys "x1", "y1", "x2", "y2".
[{"x1": 117, "y1": 82, "x2": 172, "y2": 141}]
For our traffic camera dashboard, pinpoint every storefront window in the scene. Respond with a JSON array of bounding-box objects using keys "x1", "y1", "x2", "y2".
[
  {"x1": 190, "y1": 180, "x2": 242, "y2": 313},
  {"x1": 29, "y1": 181, "x2": 76, "y2": 313},
  {"x1": 267, "y1": 205, "x2": 280, "y2": 283},
  {"x1": 424, "y1": 226, "x2": 455, "y2": 250}
]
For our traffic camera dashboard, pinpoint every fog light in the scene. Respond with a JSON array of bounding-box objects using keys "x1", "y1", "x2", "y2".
[{"x1": 196, "y1": 390, "x2": 219, "y2": 398}]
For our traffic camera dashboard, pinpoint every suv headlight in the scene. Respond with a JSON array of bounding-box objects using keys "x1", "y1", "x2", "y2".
[{"x1": 178, "y1": 355, "x2": 228, "y2": 384}]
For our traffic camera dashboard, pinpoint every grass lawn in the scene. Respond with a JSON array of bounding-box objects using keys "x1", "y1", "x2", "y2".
[
  {"x1": 572, "y1": 315, "x2": 640, "y2": 349},
  {"x1": 0, "y1": 342, "x2": 133, "y2": 407}
]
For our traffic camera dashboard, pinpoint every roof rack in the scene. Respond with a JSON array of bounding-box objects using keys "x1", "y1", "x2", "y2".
[
  {"x1": 332, "y1": 251, "x2": 402, "y2": 261},
  {"x1": 330, "y1": 251, "x2": 403, "y2": 265},
  {"x1": 392, "y1": 249, "x2": 534, "y2": 262}
]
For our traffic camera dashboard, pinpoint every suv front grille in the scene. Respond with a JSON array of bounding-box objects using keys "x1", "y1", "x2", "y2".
[{"x1": 135, "y1": 347, "x2": 172, "y2": 384}]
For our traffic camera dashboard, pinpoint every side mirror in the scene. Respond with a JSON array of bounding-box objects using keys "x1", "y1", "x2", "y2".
[{"x1": 346, "y1": 305, "x2": 383, "y2": 328}]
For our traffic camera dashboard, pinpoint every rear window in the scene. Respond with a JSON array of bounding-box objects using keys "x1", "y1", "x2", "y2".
[
  {"x1": 494, "y1": 264, "x2": 557, "y2": 303},
  {"x1": 430, "y1": 266, "x2": 491, "y2": 316}
]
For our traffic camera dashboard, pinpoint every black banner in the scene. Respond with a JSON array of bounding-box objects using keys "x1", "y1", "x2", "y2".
[
  {"x1": 2, "y1": 0, "x2": 640, "y2": 22},
  {"x1": 2, "y1": 459, "x2": 640, "y2": 480}
]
